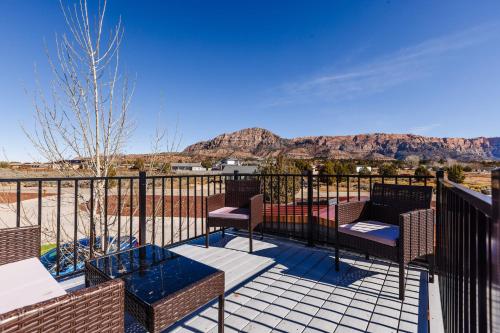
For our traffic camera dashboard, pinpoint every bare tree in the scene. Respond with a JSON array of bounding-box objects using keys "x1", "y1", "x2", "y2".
[
  {"x1": 23, "y1": 0, "x2": 133, "y2": 252},
  {"x1": 25, "y1": 0, "x2": 131, "y2": 175}
]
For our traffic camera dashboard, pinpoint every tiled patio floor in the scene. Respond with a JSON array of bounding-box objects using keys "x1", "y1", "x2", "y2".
[{"x1": 62, "y1": 231, "x2": 429, "y2": 333}]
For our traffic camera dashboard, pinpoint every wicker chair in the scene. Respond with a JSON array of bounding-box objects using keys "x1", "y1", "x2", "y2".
[
  {"x1": 335, "y1": 183, "x2": 434, "y2": 300},
  {"x1": 206, "y1": 179, "x2": 263, "y2": 253},
  {"x1": 0, "y1": 226, "x2": 125, "y2": 333}
]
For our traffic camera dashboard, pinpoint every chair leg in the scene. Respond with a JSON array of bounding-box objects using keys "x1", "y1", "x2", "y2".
[
  {"x1": 428, "y1": 254, "x2": 435, "y2": 283},
  {"x1": 249, "y1": 226, "x2": 253, "y2": 253},
  {"x1": 218, "y1": 293, "x2": 224, "y2": 333},
  {"x1": 261, "y1": 224, "x2": 264, "y2": 240},
  {"x1": 335, "y1": 245, "x2": 340, "y2": 271},
  {"x1": 365, "y1": 253, "x2": 369, "y2": 260},
  {"x1": 222, "y1": 227, "x2": 225, "y2": 238},
  {"x1": 205, "y1": 223, "x2": 209, "y2": 248},
  {"x1": 399, "y1": 262, "x2": 405, "y2": 300}
]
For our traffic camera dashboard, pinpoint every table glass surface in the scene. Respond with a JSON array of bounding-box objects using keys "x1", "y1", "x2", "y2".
[{"x1": 88, "y1": 244, "x2": 220, "y2": 305}]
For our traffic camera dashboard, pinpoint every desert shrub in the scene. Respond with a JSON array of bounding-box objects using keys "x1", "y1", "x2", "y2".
[
  {"x1": 319, "y1": 161, "x2": 335, "y2": 185},
  {"x1": 0, "y1": 161, "x2": 9, "y2": 168},
  {"x1": 333, "y1": 161, "x2": 356, "y2": 176},
  {"x1": 318, "y1": 160, "x2": 356, "y2": 183},
  {"x1": 378, "y1": 163, "x2": 398, "y2": 176},
  {"x1": 447, "y1": 164, "x2": 465, "y2": 183},
  {"x1": 201, "y1": 159, "x2": 213, "y2": 169},
  {"x1": 481, "y1": 187, "x2": 492, "y2": 195},
  {"x1": 404, "y1": 155, "x2": 420, "y2": 167},
  {"x1": 259, "y1": 156, "x2": 300, "y2": 202},
  {"x1": 160, "y1": 163, "x2": 171, "y2": 174},
  {"x1": 357, "y1": 166, "x2": 372, "y2": 176},
  {"x1": 106, "y1": 165, "x2": 118, "y2": 188},
  {"x1": 414, "y1": 165, "x2": 431, "y2": 177},
  {"x1": 132, "y1": 158, "x2": 145, "y2": 171},
  {"x1": 393, "y1": 160, "x2": 405, "y2": 169},
  {"x1": 294, "y1": 159, "x2": 312, "y2": 173},
  {"x1": 462, "y1": 165, "x2": 473, "y2": 172}
]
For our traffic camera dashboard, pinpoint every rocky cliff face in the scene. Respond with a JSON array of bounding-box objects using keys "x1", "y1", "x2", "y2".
[{"x1": 183, "y1": 128, "x2": 500, "y2": 161}]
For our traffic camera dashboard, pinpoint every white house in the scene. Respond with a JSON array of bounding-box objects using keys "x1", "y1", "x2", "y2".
[
  {"x1": 171, "y1": 163, "x2": 206, "y2": 172},
  {"x1": 356, "y1": 166, "x2": 372, "y2": 173},
  {"x1": 213, "y1": 157, "x2": 241, "y2": 170},
  {"x1": 220, "y1": 158, "x2": 240, "y2": 166}
]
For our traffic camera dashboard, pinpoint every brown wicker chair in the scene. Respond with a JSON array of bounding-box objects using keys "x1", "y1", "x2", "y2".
[
  {"x1": 334, "y1": 183, "x2": 434, "y2": 300},
  {"x1": 206, "y1": 179, "x2": 263, "y2": 253},
  {"x1": 0, "y1": 226, "x2": 125, "y2": 333}
]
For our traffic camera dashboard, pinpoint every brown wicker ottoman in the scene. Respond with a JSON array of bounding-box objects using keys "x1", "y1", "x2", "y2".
[{"x1": 86, "y1": 245, "x2": 225, "y2": 333}]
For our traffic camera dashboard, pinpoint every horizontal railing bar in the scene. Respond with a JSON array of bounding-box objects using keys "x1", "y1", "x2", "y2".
[
  {"x1": 0, "y1": 174, "x2": 434, "y2": 182},
  {"x1": 442, "y1": 178, "x2": 492, "y2": 215},
  {"x1": 0, "y1": 176, "x2": 138, "y2": 182}
]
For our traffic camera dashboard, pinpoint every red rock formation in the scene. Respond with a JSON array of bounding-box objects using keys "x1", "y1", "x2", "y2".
[{"x1": 183, "y1": 128, "x2": 500, "y2": 162}]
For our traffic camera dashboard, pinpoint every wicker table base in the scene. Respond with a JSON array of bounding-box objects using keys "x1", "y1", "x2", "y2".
[{"x1": 85, "y1": 245, "x2": 225, "y2": 333}]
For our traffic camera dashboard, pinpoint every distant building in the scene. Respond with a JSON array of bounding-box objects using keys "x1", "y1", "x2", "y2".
[
  {"x1": 356, "y1": 166, "x2": 372, "y2": 173},
  {"x1": 213, "y1": 157, "x2": 241, "y2": 170},
  {"x1": 222, "y1": 158, "x2": 240, "y2": 165},
  {"x1": 221, "y1": 165, "x2": 258, "y2": 175},
  {"x1": 221, "y1": 158, "x2": 240, "y2": 166},
  {"x1": 51, "y1": 159, "x2": 84, "y2": 170},
  {"x1": 9, "y1": 162, "x2": 43, "y2": 169},
  {"x1": 171, "y1": 162, "x2": 206, "y2": 172}
]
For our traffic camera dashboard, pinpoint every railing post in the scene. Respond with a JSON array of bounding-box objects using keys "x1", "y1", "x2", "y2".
[
  {"x1": 435, "y1": 169, "x2": 444, "y2": 272},
  {"x1": 138, "y1": 171, "x2": 147, "y2": 246},
  {"x1": 234, "y1": 170, "x2": 239, "y2": 180},
  {"x1": 491, "y1": 168, "x2": 500, "y2": 332},
  {"x1": 307, "y1": 169, "x2": 314, "y2": 247}
]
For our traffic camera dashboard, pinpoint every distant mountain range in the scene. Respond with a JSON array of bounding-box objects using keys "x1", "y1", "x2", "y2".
[{"x1": 183, "y1": 128, "x2": 500, "y2": 162}]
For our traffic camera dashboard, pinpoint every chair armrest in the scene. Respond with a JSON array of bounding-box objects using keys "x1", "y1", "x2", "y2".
[
  {"x1": 0, "y1": 226, "x2": 40, "y2": 266},
  {"x1": 335, "y1": 201, "x2": 370, "y2": 227},
  {"x1": 249, "y1": 194, "x2": 264, "y2": 227},
  {"x1": 206, "y1": 193, "x2": 225, "y2": 213},
  {"x1": 399, "y1": 208, "x2": 435, "y2": 263},
  {"x1": 0, "y1": 279, "x2": 125, "y2": 332}
]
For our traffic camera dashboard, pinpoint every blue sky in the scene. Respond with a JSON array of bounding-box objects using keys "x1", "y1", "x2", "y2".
[{"x1": 0, "y1": 0, "x2": 499, "y2": 161}]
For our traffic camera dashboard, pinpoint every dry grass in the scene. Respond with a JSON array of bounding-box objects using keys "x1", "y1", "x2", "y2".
[{"x1": 463, "y1": 172, "x2": 492, "y2": 193}]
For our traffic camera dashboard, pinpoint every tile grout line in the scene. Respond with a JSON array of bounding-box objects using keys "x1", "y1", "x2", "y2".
[
  {"x1": 364, "y1": 260, "x2": 395, "y2": 331},
  {"x1": 235, "y1": 249, "x2": 332, "y2": 332},
  {"x1": 332, "y1": 254, "x2": 378, "y2": 333},
  {"x1": 197, "y1": 241, "x2": 316, "y2": 332},
  {"x1": 239, "y1": 249, "x2": 329, "y2": 332},
  {"x1": 171, "y1": 238, "x2": 297, "y2": 332}
]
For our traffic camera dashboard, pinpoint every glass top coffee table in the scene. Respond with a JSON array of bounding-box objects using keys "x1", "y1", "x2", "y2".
[{"x1": 85, "y1": 244, "x2": 225, "y2": 333}]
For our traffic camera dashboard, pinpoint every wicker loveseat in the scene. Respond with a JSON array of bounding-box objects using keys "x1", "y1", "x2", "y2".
[
  {"x1": 206, "y1": 179, "x2": 263, "y2": 253},
  {"x1": 335, "y1": 183, "x2": 434, "y2": 300},
  {"x1": 0, "y1": 226, "x2": 124, "y2": 333}
]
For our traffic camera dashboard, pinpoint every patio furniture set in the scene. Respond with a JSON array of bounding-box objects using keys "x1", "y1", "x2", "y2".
[{"x1": 0, "y1": 180, "x2": 434, "y2": 332}]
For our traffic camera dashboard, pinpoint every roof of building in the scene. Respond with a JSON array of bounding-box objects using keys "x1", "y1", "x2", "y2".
[
  {"x1": 221, "y1": 165, "x2": 258, "y2": 174},
  {"x1": 171, "y1": 162, "x2": 203, "y2": 167}
]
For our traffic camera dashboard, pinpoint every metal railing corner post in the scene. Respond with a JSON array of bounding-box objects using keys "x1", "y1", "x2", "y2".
[
  {"x1": 491, "y1": 168, "x2": 500, "y2": 331},
  {"x1": 139, "y1": 171, "x2": 147, "y2": 245},
  {"x1": 306, "y1": 169, "x2": 314, "y2": 247},
  {"x1": 234, "y1": 170, "x2": 239, "y2": 180},
  {"x1": 435, "y1": 169, "x2": 444, "y2": 272},
  {"x1": 436, "y1": 169, "x2": 444, "y2": 212},
  {"x1": 492, "y1": 168, "x2": 499, "y2": 221}
]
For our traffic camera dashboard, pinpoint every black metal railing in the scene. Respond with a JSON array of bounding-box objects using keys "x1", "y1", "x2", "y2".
[
  {"x1": 256, "y1": 171, "x2": 433, "y2": 246},
  {"x1": 3, "y1": 167, "x2": 500, "y2": 330},
  {"x1": 435, "y1": 169, "x2": 499, "y2": 333},
  {"x1": 0, "y1": 170, "x2": 433, "y2": 278}
]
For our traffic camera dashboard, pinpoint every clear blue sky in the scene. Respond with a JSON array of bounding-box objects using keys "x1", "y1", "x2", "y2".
[{"x1": 0, "y1": 0, "x2": 499, "y2": 161}]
